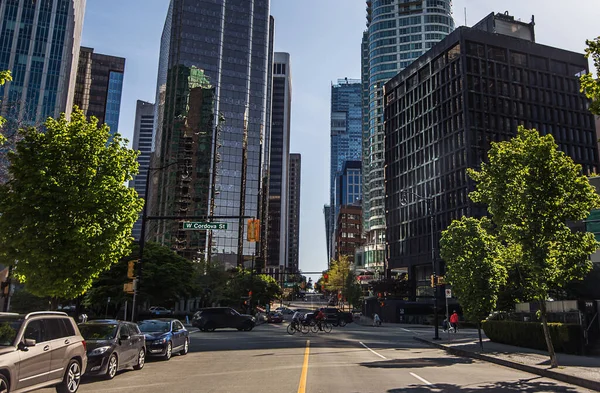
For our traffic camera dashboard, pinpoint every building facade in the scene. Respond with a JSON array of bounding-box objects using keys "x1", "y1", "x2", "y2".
[
  {"x1": 323, "y1": 204, "x2": 332, "y2": 263},
  {"x1": 266, "y1": 52, "x2": 292, "y2": 270},
  {"x1": 384, "y1": 13, "x2": 598, "y2": 297},
  {"x1": 336, "y1": 160, "x2": 362, "y2": 211},
  {"x1": 335, "y1": 205, "x2": 363, "y2": 260},
  {"x1": 149, "y1": 0, "x2": 272, "y2": 265},
  {"x1": 362, "y1": 0, "x2": 454, "y2": 275},
  {"x1": 129, "y1": 100, "x2": 155, "y2": 241},
  {"x1": 329, "y1": 78, "x2": 362, "y2": 263},
  {"x1": 0, "y1": 0, "x2": 86, "y2": 124},
  {"x1": 73, "y1": 47, "x2": 125, "y2": 134},
  {"x1": 287, "y1": 153, "x2": 301, "y2": 273}
]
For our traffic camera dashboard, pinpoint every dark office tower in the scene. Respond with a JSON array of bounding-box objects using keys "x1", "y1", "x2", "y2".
[
  {"x1": 266, "y1": 52, "x2": 292, "y2": 272},
  {"x1": 73, "y1": 47, "x2": 125, "y2": 134},
  {"x1": 129, "y1": 100, "x2": 155, "y2": 241},
  {"x1": 362, "y1": 0, "x2": 454, "y2": 276},
  {"x1": 150, "y1": 0, "x2": 272, "y2": 265},
  {"x1": 329, "y1": 78, "x2": 362, "y2": 264},
  {"x1": 334, "y1": 160, "x2": 363, "y2": 260},
  {"x1": 287, "y1": 153, "x2": 301, "y2": 273},
  {"x1": 0, "y1": 0, "x2": 86, "y2": 124},
  {"x1": 323, "y1": 204, "x2": 332, "y2": 263},
  {"x1": 384, "y1": 12, "x2": 598, "y2": 297}
]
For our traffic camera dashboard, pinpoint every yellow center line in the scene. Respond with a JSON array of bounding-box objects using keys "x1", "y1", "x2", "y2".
[{"x1": 297, "y1": 340, "x2": 310, "y2": 393}]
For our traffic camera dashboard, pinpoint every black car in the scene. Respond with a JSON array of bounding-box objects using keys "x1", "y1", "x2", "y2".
[
  {"x1": 138, "y1": 319, "x2": 189, "y2": 360},
  {"x1": 322, "y1": 308, "x2": 353, "y2": 327},
  {"x1": 79, "y1": 320, "x2": 146, "y2": 379},
  {"x1": 192, "y1": 307, "x2": 256, "y2": 332}
]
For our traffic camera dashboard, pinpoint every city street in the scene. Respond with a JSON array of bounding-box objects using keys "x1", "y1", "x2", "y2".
[{"x1": 39, "y1": 322, "x2": 594, "y2": 393}]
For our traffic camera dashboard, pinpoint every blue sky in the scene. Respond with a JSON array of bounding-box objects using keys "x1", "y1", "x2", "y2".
[{"x1": 81, "y1": 0, "x2": 598, "y2": 281}]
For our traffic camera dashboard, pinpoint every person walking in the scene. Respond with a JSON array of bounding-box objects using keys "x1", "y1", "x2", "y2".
[
  {"x1": 373, "y1": 313, "x2": 381, "y2": 327},
  {"x1": 449, "y1": 310, "x2": 459, "y2": 333}
]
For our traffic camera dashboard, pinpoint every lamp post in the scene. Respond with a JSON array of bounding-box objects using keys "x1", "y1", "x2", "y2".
[
  {"x1": 400, "y1": 190, "x2": 440, "y2": 340},
  {"x1": 133, "y1": 160, "x2": 185, "y2": 321}
]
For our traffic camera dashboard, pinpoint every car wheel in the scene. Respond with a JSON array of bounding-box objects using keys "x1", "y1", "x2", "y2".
[
  {"x1": 339, "y1": 319, "x2": 347, "y2": 327},
  {"x1": 163, "y1": 341, "x2": 172, "y2": 361},
  {"x1": 180, "y1": 338, "x2": 189, "y2": 355},
  {"x1": 332, "y1": 321, "x2": 339, "y2": 327},
  {"x1": 243, "y1": 321, "x2": 254, "y2": 331},
  {"x1": 56, "y1": 359, "x2": 82, "y2": 393},
  {"x1": 133, "y1": 348, "x2": 145, "y2": 370},
  {"x1": 204, "y1": 322, "x2": 216, "y2": 332},
  {"x1": 0, "y1": 373, "x2": 8, "y2": 393},
  {"x1": 105, "y1": 353, "x2": 118, "y2": 380}
]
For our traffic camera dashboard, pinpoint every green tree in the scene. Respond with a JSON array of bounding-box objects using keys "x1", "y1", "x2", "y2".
[
  {"x1": 468, "y1": 126, "x2": 600, "y2": 367},
  {"x1": 0, "y1": 109, "x2": 144, "y2": 300},
  {"x1": 0, "y1": 70, "x2": 11, "y2": 145},
  {"x1": 194, "y1": 259, "x2": 230, "y2": 308},
  {"x1": 85, "y1": 242, "x2": 198, "y2": 313},
  {"x1": 581, "y1": 37, "x2": 600, "y2": 115},
  {"x1": 224, "y1": 268, "x2": 281, "y2": 310},
  {"x1": 325, "y1": 256, "x2": 360, "y2": 309},
  {"x1": 440, "y1": 216, "x2": 507, "y2": 349}
]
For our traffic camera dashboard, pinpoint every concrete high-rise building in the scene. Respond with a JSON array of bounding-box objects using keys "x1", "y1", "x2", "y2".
[
  {"x1": 384, "y1": 12, "x2": 597, "y2": 297},
  {"x1": 0, "y1": 0, "x2": 86, "y2": 124},
  {"x1": 329, "y1": 78, "x2": 362, "y2": 265},
  {"x1": 129, "y1": 100, "x2": 155, "y2": 241},
  {"x1": 149, "y1": 0, "x2": 272, "y2": 265},
  {"x1": 266, "y1": 52, "x2": 292, "y2": 271},
  {"x1": 361, "y1": 0, "x2": 454, "y2": 275},
  {"x1": 287, "y1": 153, "x2": 301, "y2": 273},
  {"x1": 73, "y1": 47, "x2": 125, "y2": 134},
  {"x1": 323, "y1": 204, "x2": 332, "y2": 263}
]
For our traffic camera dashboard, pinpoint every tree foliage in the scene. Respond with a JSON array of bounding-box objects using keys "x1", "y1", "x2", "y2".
[
  {"x1": 224, "y1": 267, "x2": 281, "y2": 307},
  {"x1": 0, "y1": 109, "x2": 144, "y2": 299},
  {"x1": 324, "y1": 256, "x2": 362, "y2": 307},
  {"x1": 440, "y1": 217, "x2": 507, "y2": 348},
  {"x1": 0, "y1": 70, "x2": 11, "y2": 145},
  {"x1": 466, "y1": 126, "x2": 600, "y2": 366},
  {"x1": 581, "y1": 37, "x2": 600, "y2": 115}
]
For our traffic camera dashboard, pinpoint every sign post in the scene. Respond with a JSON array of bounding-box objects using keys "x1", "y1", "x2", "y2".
[{"x1": 444, "y1": 289, "x2": 452, "y2": 332}]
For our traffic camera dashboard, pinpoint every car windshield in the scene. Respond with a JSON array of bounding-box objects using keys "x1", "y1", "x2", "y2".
[
  {"x1": 139, "y1": 320, "x2": 170, "y2": 333},
  {"x1": 79, "y1": 324, "x2": 117, "y2": 340},
  {"x1": 0, "y1": 318, "x2": 22, "y2": 346}
]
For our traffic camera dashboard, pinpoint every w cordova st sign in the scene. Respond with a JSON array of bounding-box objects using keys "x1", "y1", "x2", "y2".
[{"x1": 182, "y1": 222, "x2": 228, "y2": 230}]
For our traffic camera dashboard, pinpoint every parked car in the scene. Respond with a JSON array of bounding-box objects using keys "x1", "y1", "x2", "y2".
[
  {"x1": 148, "y1": 307, "x2": 172, "y2": 317},
  {"x1": 0, "y1": 311, "x2": 87, "y2": 393},
  {"x1": 267, "y1": 312, "x2": 283, "y2": 323},
  {"x1": 322, "y1": 308, "x2": 353, "y2": 327},
  {"x1": 138, "y1": 319, "x2": 189, "y2": 360},
  {"x1": 79, "y1": 319, "x2": 146, "y2": 379},
  {"x1": 192, "y1": 307, "x2": 256, "y2": 332}
]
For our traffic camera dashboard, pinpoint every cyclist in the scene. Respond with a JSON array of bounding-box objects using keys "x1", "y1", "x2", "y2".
[
  {"x1": 291, "y1": 311, "x2": 303, "y2": 329},
  {"x1": 315, "y1": 308, "x2": 326, "y2": 331}
]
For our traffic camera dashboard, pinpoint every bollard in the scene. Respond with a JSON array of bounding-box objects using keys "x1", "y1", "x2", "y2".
[{"x1": 186, "y1": 315, "x2": 190, "y2": 325}]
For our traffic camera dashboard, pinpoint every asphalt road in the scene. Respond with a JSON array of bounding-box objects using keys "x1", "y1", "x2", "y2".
[{"x1": 39, "y1": 322, "x2": 595, "y2": 393}]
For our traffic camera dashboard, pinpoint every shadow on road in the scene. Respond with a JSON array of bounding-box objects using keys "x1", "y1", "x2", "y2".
[
  {"x1": 387, "y1": 377, "x2": 583, "y2": 392},
  {"x1": 360, "y1": 356, "x2": 474, "y2": 369}
]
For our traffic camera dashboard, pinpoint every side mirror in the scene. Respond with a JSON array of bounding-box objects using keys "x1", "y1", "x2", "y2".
[{"x1": 18, "y1": 339, "x2": 36, "y2": 351}]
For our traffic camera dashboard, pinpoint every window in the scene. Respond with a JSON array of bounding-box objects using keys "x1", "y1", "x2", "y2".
[
  {"x1": 46, "y1": 318, "x2": 68, "y2": 340},
  {"x1": 24, "y1": 320, "x2": 46, "y2": 343}
]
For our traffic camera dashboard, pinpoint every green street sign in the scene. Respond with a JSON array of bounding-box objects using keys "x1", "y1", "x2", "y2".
[{"x1": 182, "y1": 222, "x2": 228, "y2": 230}]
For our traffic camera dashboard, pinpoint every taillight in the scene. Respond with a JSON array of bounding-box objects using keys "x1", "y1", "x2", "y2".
[{"x1": 82, "y1": 340, "x2": 86, "y2": 350}]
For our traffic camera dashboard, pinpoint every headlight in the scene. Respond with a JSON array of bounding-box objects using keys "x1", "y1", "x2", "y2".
[
  {"x1": 89, "y1": 346, "x2": 111, "y2": 356},
  {"x1": 251, "y1": 317, "x2": 256, "y2": 322},
  {"x1": 154, "y1": 337, "x2": 167, "y2": 344}
]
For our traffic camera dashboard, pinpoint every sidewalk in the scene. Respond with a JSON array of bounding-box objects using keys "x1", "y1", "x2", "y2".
[{"x1": 414, "y1": 333, "x2": 600, "y2": 391}]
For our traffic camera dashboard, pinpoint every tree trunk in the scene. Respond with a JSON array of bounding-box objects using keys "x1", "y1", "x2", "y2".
[
  {"x1": 539, "y1": 300, "x2": 558, "y2": 368},
  {"x1": 50, "y1": 297, "x2": 59, "y2": 311},
  {"x1": 478, "y1": 321, "x2": 483, "y2": 351}
]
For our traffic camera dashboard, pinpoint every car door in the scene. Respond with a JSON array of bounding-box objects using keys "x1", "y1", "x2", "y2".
[
  {"x1": 127, "y1": 323, "x2": 144, "y2": 363},
  {"x1": 171, "y1": 321, "x2": 183, "y2": 348},
  {"x1": 16, "y1": 319, "x2": 52, "y2": 391},
  {"x1": 46, "y1": 318, "x2": 72, "y2": 383},
  {"x1": 117, "y1": 324, "x2": 134, "y2": 366}
]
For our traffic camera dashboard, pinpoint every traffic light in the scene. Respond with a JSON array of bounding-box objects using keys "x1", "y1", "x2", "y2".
[
  {"x1": 437, "y1": 275, "x2": 445, "y2": 285},
  {"x1": 127, "y1": 260, "x2": 137, "y2": 279},
  {"x1": 430, "y1": 275, "x2": 435, "y2": 288},
  {"x1": 248, "y1": 291, "x2": 253, "y2": 297},
  {"x1": 246, "y1": 219, "x2": 261, "y2": 242}
]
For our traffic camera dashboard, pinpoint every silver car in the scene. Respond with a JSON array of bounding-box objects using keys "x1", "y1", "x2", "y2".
[{"x1": 0, "y1": 311, "x2": 87, "y2": 393}]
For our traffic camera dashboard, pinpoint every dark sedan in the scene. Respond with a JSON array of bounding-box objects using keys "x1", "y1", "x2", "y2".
[
  {"x1": 138, "y1": 319, "x2": 189, "y2": 360},
  {"x1": 267, "y1": 312, "x2": 283, "y2": 323},
  {"x1": 79, "y1": 320, "x2": 146, "y2": 379}
]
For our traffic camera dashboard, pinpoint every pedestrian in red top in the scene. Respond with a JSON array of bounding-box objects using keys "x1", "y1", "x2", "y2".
[{"x1": 449, "y1": 310, "x2": 459, "y2": 332}]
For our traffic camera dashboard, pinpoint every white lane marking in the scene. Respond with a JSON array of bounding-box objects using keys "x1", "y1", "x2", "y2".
[
  {"x1": 410, "y1": 372, "x2": 433, "y2": 385},
  {"x1": 401, "y1": 328, "x2": 411, "y2": 332},
  {"x1": 359, "y1": 341, "x2": 388, "y2": 359}
]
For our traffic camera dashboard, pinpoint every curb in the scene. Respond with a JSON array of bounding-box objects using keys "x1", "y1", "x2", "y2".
[{"x1": 413, "y1": 337, "x2": 600, "y2": 392}]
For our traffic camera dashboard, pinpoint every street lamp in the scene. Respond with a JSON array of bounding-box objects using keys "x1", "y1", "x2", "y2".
[
  {"x1": 400, "y1": 190, "x2": 440, "y2": 340},
  {"x1": 133, "y1": 160, "x2": 188, "y2": 321}
]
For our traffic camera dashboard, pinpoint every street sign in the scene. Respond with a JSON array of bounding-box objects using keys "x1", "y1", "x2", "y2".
[
  {"x1": 123, "y1": 283, "x2": 134, "y2": 294},
  {"x1": 182, "y1": 222, "x2": 228, "y2": 230},
  {"x1": 445, "y1": 289, "x2": 452, "y2": 298}
]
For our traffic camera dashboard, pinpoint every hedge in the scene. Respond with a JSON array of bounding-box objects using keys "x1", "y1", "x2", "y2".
[{"x1": 482, "y1": 320, "x2": 583, "y2": 355}]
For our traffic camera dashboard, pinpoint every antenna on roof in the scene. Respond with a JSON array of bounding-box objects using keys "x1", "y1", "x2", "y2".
[{"x1": 464, "y1": 7, "x2": 467, "y2": 26}]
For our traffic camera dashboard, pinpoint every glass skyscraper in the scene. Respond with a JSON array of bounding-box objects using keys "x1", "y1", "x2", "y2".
[
  {"x1": 149, "y1": 0, "x2": 272, "y2": 266},
  {"x1": 73, "y1": 47, "x2": 125, "y2": 135},
  {"x1": 0, "y1": 0, "x2": 86, "y2": 124},
  {"x1": 329, "y1": 78, "x2": 362, "y2": 264},
  {"x1": 361, "y1": 0, "x2": 454, "y2": 274}
]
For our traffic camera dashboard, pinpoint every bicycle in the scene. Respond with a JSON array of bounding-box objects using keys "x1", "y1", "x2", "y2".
[{"x1": 287, "y1": 320, "x2": 302, "y2": 335}]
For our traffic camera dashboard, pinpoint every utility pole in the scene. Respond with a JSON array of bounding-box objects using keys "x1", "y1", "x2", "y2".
[{"x1": 237, "y1": 109, "x2": 249, "y2": 267}]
